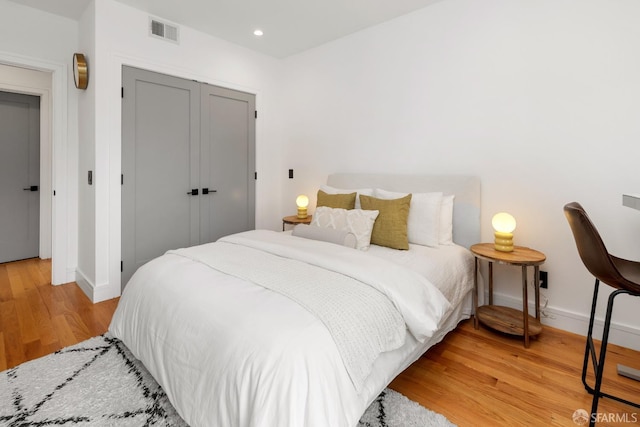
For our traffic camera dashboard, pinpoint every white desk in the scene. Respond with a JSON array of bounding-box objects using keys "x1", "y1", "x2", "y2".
[
  {"x1": 619, "y1": 193, "x2": 640, "y2": 381},
  {"x1": 623, "y1": 194, "x2": 640, "y2": 211}
]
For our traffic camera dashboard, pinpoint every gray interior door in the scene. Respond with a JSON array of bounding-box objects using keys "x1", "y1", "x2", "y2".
[
  {"x1": 122, "y1": 66, "x2": 256, "y2": 287},
  {"x1": 200, "y1": 84, "x2": 256, "y2": 243},
  {"x1": 121, "y1": 67, "x2": 200, "y2": 286},
  {"x1": 0, "y1": 91, "x2": 40, "y2": 263}
]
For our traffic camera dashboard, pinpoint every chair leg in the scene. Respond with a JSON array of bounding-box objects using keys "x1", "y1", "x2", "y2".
[
  {"x1": 582, "y1": 279, "x2": 600, "y2": 427},
  {"x1": 589, "y1": 289, "x2": 618, "y2": 426},
  {"x1": 585, "y1": 288, "x2": 640, "y2": 427},
  {"x1": 582, "y1": 279, "x2": 600, "y2": 394}
]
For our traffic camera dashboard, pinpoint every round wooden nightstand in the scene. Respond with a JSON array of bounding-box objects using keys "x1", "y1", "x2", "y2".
[
  {"x1": 282, "y1": 215, "x2": 312, "y2": 231},
  {"x1": 471, "y1": 243, "x2": 546, "y2": 348}
]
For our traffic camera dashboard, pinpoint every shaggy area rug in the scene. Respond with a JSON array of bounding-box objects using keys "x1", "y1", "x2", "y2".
[{"x1": 0, "y1": 334, "x2": 455, "y2": 426}]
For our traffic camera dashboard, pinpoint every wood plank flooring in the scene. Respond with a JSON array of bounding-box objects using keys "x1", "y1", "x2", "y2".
[
  {"x1": 0, "y1": 258, "x2": 119, "y2": 371},
  {"x1": 391, "y1": 321, "x2": 640, "y2": 426},
  {"x1": 2, "y1": 258, "x2": 639, "y2": 426}
]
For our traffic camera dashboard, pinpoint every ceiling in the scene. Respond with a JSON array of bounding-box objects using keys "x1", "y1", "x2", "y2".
[{"x1": 7, "y1": 0, "x2": 442, "y2": 58}]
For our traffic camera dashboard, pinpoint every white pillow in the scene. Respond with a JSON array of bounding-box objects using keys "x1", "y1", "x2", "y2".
[
  {"x1": 311, "y1": 206, "x2": 379, "y2": 250},
  {"x1": 439, "y1": 194, "x2": 455, "y2": 245},
  {"x1": 320, "y1": 185, "x2": 374, "y2": 209},
  {"x1": 292, "y1": 224, "x2": 357, "y2": 249},
  {"x1": 375, "y1": 189, "x2": 443, "y2": 247}
]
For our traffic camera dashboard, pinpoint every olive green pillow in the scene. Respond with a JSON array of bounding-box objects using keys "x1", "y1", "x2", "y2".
[
  {"x1": 359, "y1": 194, "x2": 412, "y2": 250},
  {"x1": 316, "y1": 189, "x2": 356, "y2": 210}
]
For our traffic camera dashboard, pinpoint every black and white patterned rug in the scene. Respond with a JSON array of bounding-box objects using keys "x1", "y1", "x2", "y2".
[{"x1": 0, "y1": 334, "x2": 455, "y2": 426}]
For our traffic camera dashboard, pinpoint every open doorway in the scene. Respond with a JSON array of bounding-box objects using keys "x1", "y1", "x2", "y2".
[
  {"x1": 0, "y1": 65, "x2": 52, "y2": 267},
  {"x1": 0, "y1": 90, "x2": 40, "y2": 263},
  {"x1": 0, "y1": 55, "x2": 71, "y2": 287}
]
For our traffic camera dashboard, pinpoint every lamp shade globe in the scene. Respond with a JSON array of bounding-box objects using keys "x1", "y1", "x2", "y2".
[
  {"x1": 296, "y1": 195, "x2": 309, "y2": 219},
  {"x1": 492, "y1": 212, "x2": 516, "y2": 252},
  {"x1": 492, "y1": 212, "x2": 516, "y2": 233}
]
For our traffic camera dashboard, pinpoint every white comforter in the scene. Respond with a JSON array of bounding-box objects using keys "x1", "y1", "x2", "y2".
[{"x1": 109, "y1": 230, "x2": 452, "y2": 427}]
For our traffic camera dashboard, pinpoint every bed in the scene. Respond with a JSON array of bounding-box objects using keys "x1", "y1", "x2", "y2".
[{"x1": 109, "y1": 173, "x2": 481, "y2": 427}]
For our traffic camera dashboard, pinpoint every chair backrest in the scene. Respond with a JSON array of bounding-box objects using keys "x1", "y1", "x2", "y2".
[{"x1": 564, "y1": 202, "x2": 628, "y2": 289}]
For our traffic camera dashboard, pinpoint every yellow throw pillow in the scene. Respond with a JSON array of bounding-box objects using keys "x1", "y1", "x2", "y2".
[
  {"x1": 359, "y1": 194, "x2": 412, "y2": 250},
  {"x1": 316, "y1": 189, "x2": 356, "y2": 210}
]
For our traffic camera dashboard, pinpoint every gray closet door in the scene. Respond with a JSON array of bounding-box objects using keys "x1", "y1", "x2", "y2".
[
  {"x1": 0, "y1": 91, "x2": 40, "y2": 263},
  {"x1": 200, "y1": 84, "x2": 255, "y2": 243},
  {"x1": 122, "y1": 66, "x2": 256, "y2": 287},
  {"x1": 121, "y1": 67, "x2": 200, "y2": 286}
]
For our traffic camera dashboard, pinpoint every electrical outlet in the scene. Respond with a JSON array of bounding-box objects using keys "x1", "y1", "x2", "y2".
[{"x1": 540, "y1": 271, "x2": 548, "y2": 289}]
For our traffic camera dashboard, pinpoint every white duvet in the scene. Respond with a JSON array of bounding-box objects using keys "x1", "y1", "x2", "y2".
[{"x1": 109, "y1": 230, "x2": 454, "y2": 427}]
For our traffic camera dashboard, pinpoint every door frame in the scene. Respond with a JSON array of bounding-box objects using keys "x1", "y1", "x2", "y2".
[{"x1": 0, "y1": 51, "x2": 71, "y2": 285}]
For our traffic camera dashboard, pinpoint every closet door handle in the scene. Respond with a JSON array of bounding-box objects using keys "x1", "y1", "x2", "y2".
[
  {"x1": 187, "y1": 189, "x2": 199, "y2": 195},
  {"x1": 23, "y1": 186, "x2": 39, "y2": 192},
  {"x1": 202, "y1": 188, "x2": 217, "y2": 195}
]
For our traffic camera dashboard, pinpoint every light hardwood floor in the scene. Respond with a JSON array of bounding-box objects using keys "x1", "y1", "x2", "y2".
[
  {"x1": 0, "y1": 258, "x2": 119, "y2": 370},
  {"x1": 2, "y1": 258, "x2": 639, "y2": 426}
]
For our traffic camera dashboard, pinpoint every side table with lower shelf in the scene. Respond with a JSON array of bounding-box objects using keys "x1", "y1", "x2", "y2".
[
  {"x1": 471, "y1": 243, "x2": 546, "y2": 348},
  {"x1": 282, "y1": 215, "x2": 312, "y2": 231}
]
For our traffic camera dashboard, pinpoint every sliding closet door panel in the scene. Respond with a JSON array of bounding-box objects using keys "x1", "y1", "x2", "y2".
[
  {"x1": 122, "y1": 66, "x2": 200, "y2": 287},
  {"x1": 200, "y1": 85, "x2": 256, "y2": 243}
]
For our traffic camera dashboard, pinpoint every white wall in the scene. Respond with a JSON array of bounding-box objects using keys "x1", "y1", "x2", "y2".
[
  {"x1": 282, "y1": 0, "x2": 640, "y2": 348},
  {"x1": 75, "y1": 0, "x2": 286, "y2": 301},
  {"x1": 76, "y1": 1, "x2": 97, "y2": 297}
]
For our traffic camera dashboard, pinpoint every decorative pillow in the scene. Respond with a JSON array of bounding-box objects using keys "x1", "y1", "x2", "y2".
[
  {"x1": 311, "y1": 206, "x2": 379, "y2": 250},
  {"x1": 439, "y1": 194, "x2": 455, "y2": 245},
  {"x1": 359, "y1": 194, "x2": 412, "y2": 250},
  {"x1": 375, "y1": 189, "x2": 443, "y2": 247},
  {"x1": 320, "y1": 185, "x2": 374, "y2": 209},
  {"x1": 292, "y1": 224, "x2": 357, "y2": 249},
  {"x1": 316, "y1": 189, "x2": 356, "y2": 210}
]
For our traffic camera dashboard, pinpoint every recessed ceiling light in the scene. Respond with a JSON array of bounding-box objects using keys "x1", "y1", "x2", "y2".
[{"x1": 253, "y1": 29, "x2": 263, "y2": 37}]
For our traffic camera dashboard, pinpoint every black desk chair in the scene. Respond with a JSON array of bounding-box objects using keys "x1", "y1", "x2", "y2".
[{"x1": 564, "y1": 202, "x2": 640, "y2": 425}]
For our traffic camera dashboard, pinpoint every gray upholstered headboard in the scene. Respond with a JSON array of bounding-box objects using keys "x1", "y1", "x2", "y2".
[{"x1": 326, "y1": 174, "x2": 481, "y2": 249}]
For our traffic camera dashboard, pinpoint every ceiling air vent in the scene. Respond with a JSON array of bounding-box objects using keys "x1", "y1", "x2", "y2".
[{"x1": 149, "y1": 17, "x2": 179, "y2": 43}]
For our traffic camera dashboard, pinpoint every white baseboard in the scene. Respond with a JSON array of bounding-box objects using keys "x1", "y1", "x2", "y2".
[
  {"x1": 92, "y1": 282, "x2": 120, "y2": 303},
  {"x1": 74, "y1": 268, "x2": 95, "y2": 302},
  {"x1": 65, "y1": 267, "x2": 76, "y2": 284},
  {"x1": 76, "y1": 269, "x2": 95, "y2": 302},
  {"x1": 73, "y1": 268, "x2": 120, "y2": 303},
  {"x1": 490, "y1": 292, "x2": 640, "y2": 352}
]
